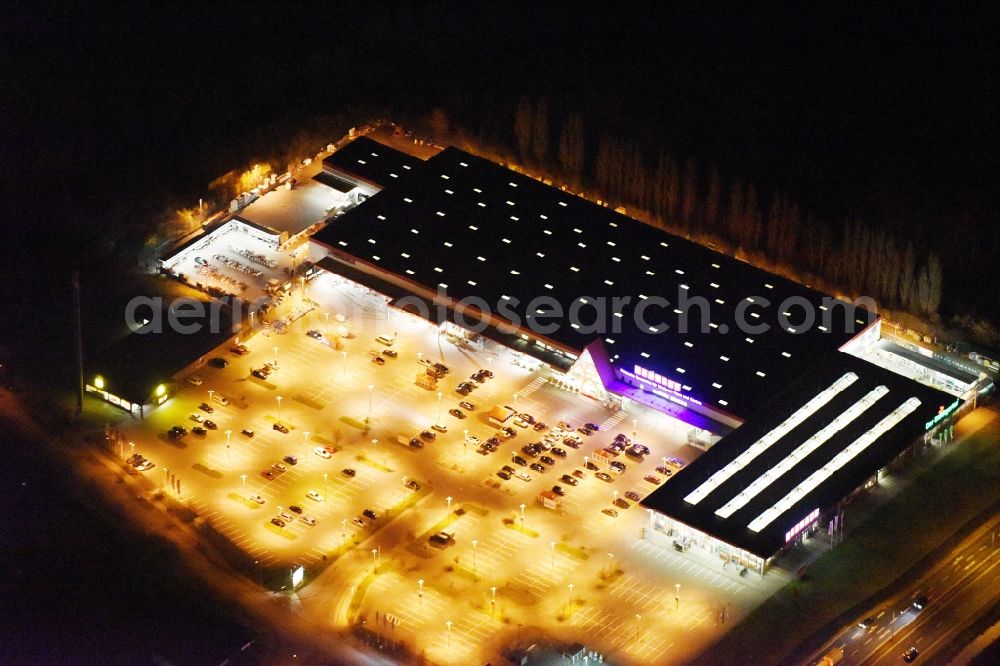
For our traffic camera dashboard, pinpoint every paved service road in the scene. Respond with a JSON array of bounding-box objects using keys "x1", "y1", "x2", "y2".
[{"x1": 812, "y1": 514, "x2": 1000, "y2": 665}]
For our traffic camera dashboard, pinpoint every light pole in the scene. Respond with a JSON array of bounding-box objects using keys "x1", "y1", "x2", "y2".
[
  {"x1": 519, "y1": 503, "x2": 526, "y2": 530},
  {"x1": 225, "y1": 429, "x2": 232, "y2": 447},
  {"x1": 323, "y1": 472, "x2": 328, "y2": 496},
  {"x1": 273, "y1": 346, "x2": 279, "y2": 367},
  {"x1": 341, "y1": 518, "x2": 347, "y2": 549},
  {"x1": 367, "y1": 384, "x2": 374, "y2": 425},
  {"x1": 303, "y1": 431, "x2": 310, "y2": 448},
  {"x1": 371, "y1": 438, "x2": 378, "y2": 464},
  {"x1": 437, "y1": 391, "x2": 443, "y2": 422},
  {"x1": 208, "y1": 389, "x2": 214, "y2": 403},
  {"x1": 608, "y1": 552, "x2": 615, "y2": 576},
  {"x1": 471, "y1": 539, "x2": 478, "y2": 578},
  {"x1": 513, "y1": 393, "x2": 519, "y2": 407},
  {"x1": 446, "y1": 496, "x2": 453, "y2": 511},
  {"x1": 490, "y1": 586, "x2": 497, "y2": 616},
  {"x1": 240, "y1": 473, "x2": 247, "y2": 487},
  {"x1": 584, "y1": 455, "x2": 589, "y2": 470},
  {"x1": 446, "y1": 620, "x2": 452, "y2": 651},
  {"x1": 463, "y1": 429, "x2": 469, "y2": 459},
  {"x1": 567, "y1": 582, "x2": 575, "y2": 616},
  {"x1": 550, "y1": 541, "x2": 556, "y2": 569},
  {"x1": 372, "y1": 547, "x2": 379, "y2": 572},
  {"x1": 129, "y1": 441, "x2": 135, "y2": 455},
  {"x1": 402, "y1": 476, "x2": 408, "y2": 503},
  {"x1": 635, "y1": 613, "x2": 641, "y2": 645},
  {"x1": 613, "y1": 490, "x2": 619, "y2": 503},
  {"x1": 633, "y1": 418, "x2": 638, "y2": 440},
  {"x1": 675, "y1": 583, "x2": 681, "y2": 610},
  {"x1": 276, "y1": 395, "x2": 283, "y2": 423},
  {"x1": 418, "y1": 578, "x2": 424, "y2": 611}
]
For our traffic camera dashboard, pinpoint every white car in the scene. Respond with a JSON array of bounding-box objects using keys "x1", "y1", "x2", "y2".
[
  {"x1": 186, "y1": 375, "x2": 203, "y2": 386},
  {"x1": 211, "y1": 394, "x2": 229, "y2": 406},
  {"x1": 190, "y1": 412, "x2": 203, "y2": 423},
  {"x1": 278, "y1": 510, "x2": 295, "y2": 523},
  {"x1": 271, "y1": 462, "x2": 287, "y2": 473},
  {"x1": 515, "y1": 471, "x2": 532, "y2": 482},
  {"x1": 431, "y1": 423, "x2": 448, "y2": 433},
  {"x1": 301, "y1": 515, "x2": 317, "y2": 526},
  {"x1": 466, "y1": 435, "x2": 481, "y2": 446},
  {"x1": 248, "y1": 494, "x2": 265, "y2": 505},
  {"x1": 306, "y1": 490, "x2": 324, "y2": 502},
  {"x1": 314, "y1": 447, "x2": 332, "y2": 459},
  {"x1": 513, "y1": 417, "x2": 530, "y2": 428}
]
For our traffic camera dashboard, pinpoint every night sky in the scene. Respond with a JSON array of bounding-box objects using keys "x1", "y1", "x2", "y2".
[{"x1": 0, "y1": 3, "x2": 997, "y2": 662}]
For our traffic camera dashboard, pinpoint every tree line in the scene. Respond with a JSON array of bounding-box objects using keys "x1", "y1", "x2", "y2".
[{"x1": 512, "y1": 97, "x2": 944, "y2": 318}]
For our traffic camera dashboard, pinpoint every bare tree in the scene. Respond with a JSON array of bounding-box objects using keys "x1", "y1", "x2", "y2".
[
  {"x1": 704, "y1": 168, "x2": 721, "y2": 233},
  {"x1": 726, "y1": 179, "x2": 745, "y2": 243},
  {"x1": 926, "y1": 253, "x2": 943, "y2": 316},
  {"x1": 557, "y1": 113, "x2": 585, "y2": 187},
  {"x1": 514, "y1": 97, "x2": 533, "y2": 162},
  {"x1": 898, "y1": 243, "x2": 916, "y2": 310},
  {"x1": 532, "y1": 98, "x2": 549, "y2": 165},
  {"x1": 681, "y1": 160, "x2": 698, "y2": 234}
]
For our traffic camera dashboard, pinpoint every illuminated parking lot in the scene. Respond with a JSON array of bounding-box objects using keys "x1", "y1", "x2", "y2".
[{"x1": 117, "y1": 274, "x2": 785, "y2": 664}]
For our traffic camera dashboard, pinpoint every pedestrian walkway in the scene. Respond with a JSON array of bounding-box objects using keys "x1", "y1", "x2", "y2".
[{"x1": 600, "y1": 410, "x2": 629, "y2": 431}]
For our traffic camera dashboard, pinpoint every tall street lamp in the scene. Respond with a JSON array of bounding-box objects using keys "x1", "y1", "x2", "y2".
[
  {"x1": 567, "y1": 582, "x2": 574, "y2": 616},
  {"x1": 519, "y1": 503, "x2": 526, "y2": 530},
  {"x1": 418, "y1": 578, "x2": 424, "y2": 611},
  {"x1": 550, "y1": 541, "x2": 556, "y2": 569},
  {"x1": 273, "y1": 346, "x2": 279, "y2": 366},
  {"x1": 490, "y1": 586, "x2": 497, "y2": 616},
  {"x1": 276, "y1": 395, "x2": 283, "y2": 423},
  {"x1": 446, "y1": 620, "x2": 453, "y2": 651},
  {"x1": 471, "y1": 539, "x2": 478, "y2": 578},
  {"x1": 367, "y1": 384, "x2": 374, "y2": 424},
  {"x1": 446, "y1": 496, "x2": 453, "y2": 511},
  {"x1": 437, "y1": 391, "x2": 443, "y2": 422},
  {"x1": 240, "y1": 473, "x2": 247, "y2": 487}
]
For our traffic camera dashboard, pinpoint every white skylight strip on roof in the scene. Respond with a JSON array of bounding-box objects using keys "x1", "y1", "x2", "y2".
[
  {"x1": 543, "y1": 229, "x2": 553, "y2": 235},
  {"x1": 748, "y1": 396, "x2": 921, "y2": 533},
  {"x1": 436, "y1": 211, "x2": 446, "y2": 217},
  {"x1": 402, "y1": 164, "x2": 411, "y2": 170},
  {"x1": 443, "y1": 241, "x2": 453, "y2": 247},
  {"x1": 478, "y1": 202, "x2": 486, "y2": 207},
  {"x1": 459, "y1": 162, "x2": 468, "y2": 167},
  {"x1": 714, "y1": 386, "x2": 889, "y2": 519},
  {"x1": 684, "y1": 372, "x2": 860, "y2": 506},
  {"x1": 509, "y1": 182, "x2": 518, "y2": 187},
  {"x1": 441, "y1": 174, "x2": 450, "y2": 180},
  {"x1": 403, "y1": 197, "x2": 413, "y2": 203}
]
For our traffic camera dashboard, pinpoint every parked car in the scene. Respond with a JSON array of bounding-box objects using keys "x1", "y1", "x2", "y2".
[
  {"x1": 187, "y1": 413, "x2": 202, "y2": 425},
  {"x1": 314, "y1": 447, "x2": 331, "y2": 459},
  {"x1": 459, "y1": 401, "x2": 475, "y2": 411},
  {"x1": 512, "y1": 455, "x2": 528, "y2": 466},
  {"x1": 497, "y1": 470, "x2": 512, "y2": 480},
  {"x1": 251, "y1": 369, "x2": 268, "y2": 380},
  {"x1": 420, "y1": 430, "x2": 437, "y2": 441},
  {"x1": 449, "y1": 408, "x2": 466, "y2": 419},
  {"x1": 529, "y1": 462, "x2": 546, "y2": 473},
  {"x1": 261, "y1": 470, "x2": 275, "y2": 480},
  {"x1": 352, "y1": 517, "x2": 368, "y2": 528},
  {"x1": 341, "y1": 468, "x2": 356, "y2": 478},
  {"x1": 248, "y1": 494, "x2": 265, "y2": 505},
  {"x1": 644, "y1": 474, "x2": 662, "y2": 485},
  {"x1": 186, "y1": 375, "x2": 203, "y2": 386},
  {"x1": 431, "y1": 423, "x2": 448, "y2": 433},
  {"x1": 903, "y1": 647, "x2": 919, "y2": 662},
  {"x1": 203, "y1": 420, "x2": 217, "y2": 430},
  {"x1": 625, "y1": 491, "x2": 641, "y2": 502},
  {"x1": 241, "y1": 428, "x2": 255, "y2": 438},
  {"x1": 382, "y1": 349, "x2": 398, "y2": 358},
  {"x1": 306, "y1": 329, "x2": 323, "y2": 339},
  {"x1": 551, "y1": 485, "x2": 566, "y2": 496},
  {"x1": 208, "y1": 357, "x2": 229, "y2": 368},
  {"x1": 362, "y1": 508, "x2": 378, "y2": 520},
  {"x1": 371, "y1": 355, "x2": 385, "y2": 366},
  {"x1": 614, "y1": 498, "x2": 630, "y2": 509},
  {"x1": 192, "y1": 426, "x2": 207, "y2": 436},
  {"x1": 271, "y1": 462, "x2": 287, "y2": 473},
  {"x1": 198, "y1": 402, "x2": 214, "y2": 413},
  {"x1": 560, "y1": 474, "x2": 579, "y2": 486},
  {"x1": 288, "y1": 505, "x2": 303, "y2": 514},
  {"x1": 270, "y1": 517, "x2": 286, "y2": 528},
  {"x1": 596, "y1": 472, "x2": 614, "y2": 482},
  {"x1": 602, "y1": 508, "x2": 619, "y2": 517},
  {"x1": 540, "y1": 455, "x2": 556, "y2": 466},
  {"x1": 273, "y1": 423, "x2": 289, "y2": 434},
  {"x1": 409, "y1": 437, "x2": 424, "y2": 449},
  {"x1": 282, "y1": 455, "x2": 298, "y2": 465},
  {"x1": 429, "y1": 531, "x2": 455, "y2": 546},
  {"x1": 300, "y1": 515, "x2": 317, "y2": 526},
  {"x1": 515, "y1": 471, "x2": 532, "y2": 482},
  {"x1": 550, "y1": 447, "x2": 567, "y2": 458},
  {"x1": 405, "y1": 479, "x2": 421, "y2": 490},
  {"x1": 231, "y1": 344, "x2": 249, "y2": 355}
]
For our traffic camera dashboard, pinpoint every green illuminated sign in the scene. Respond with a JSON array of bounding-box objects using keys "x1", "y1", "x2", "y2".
[{"x1": 925, "y1": 399, "x2": 960, "y2": 431}]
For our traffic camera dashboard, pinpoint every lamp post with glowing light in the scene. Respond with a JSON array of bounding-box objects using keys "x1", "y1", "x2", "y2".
[
  {"x1": 276, "y1": 395, "x2": 283, "y2": 423},
  {"x1": 240, "y1": 473, "x2": 247, "y2": 488},
  {"x1": 446, "y1": 496, "x2": 453, "y2": 511},
  {"x1": 519, "y1": 503, "x2": 526, "y2": 530},
  {"x1": 550, "y1": 541, "x2": 556, "y2": 569},
  {"x1": 367, "y1": 384, "x2": 374, "y2": 425}
]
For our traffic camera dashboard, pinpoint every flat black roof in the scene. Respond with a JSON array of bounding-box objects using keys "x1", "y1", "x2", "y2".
[
  {"x1": 639, "y1": 353, "x2": 957, "y2": 558},
  {"x1": 313, "y1": 171, "x2": 357, "y2": 193},
  {"x1": 87, "y1": 302, "x2": 237, "y2": 403},
  {"x1": 313, "y1": 146, "x2": 877, "y2": 420},
  {"x1": 321, "y1": 136, "x2": 424, "y2": 189}
]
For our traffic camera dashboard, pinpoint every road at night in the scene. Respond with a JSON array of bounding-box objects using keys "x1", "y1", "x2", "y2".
[{"x1": 812, "y1": 513, "x2": 1000, "y2": 665}]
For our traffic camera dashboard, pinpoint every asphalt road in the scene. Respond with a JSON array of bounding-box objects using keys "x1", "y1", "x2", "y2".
[{"x1": 814, "y1": 515, "x2": 1000, "y2": 665}]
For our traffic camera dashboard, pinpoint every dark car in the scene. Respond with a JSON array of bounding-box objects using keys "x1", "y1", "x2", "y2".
[
  {"x1": 585, "y1": 460, "x2": 599, "y2": 471},
  {"x1": 270, "y1": 517, "x2": 286, "y2": 528},
  {"x1": 289, "y1": 505, "x2": 303, "y2": 514},
  {"x1": 609, "y1": 460, "x2": 627, "y2": 473},
  {"x1": 655, "y1": 465, "x2": 674, "y2": 476},
  {"x1": 551, "y1": 485, "x2": 566, "y2": 496},
  {"x1": 409, "y1": 437, "x2": 424, "y2": 449},
  {"x1": 341, "y1": 468, "x2": 356, "y2": 478},
  {"x1": 530, "y1": 462, "x2": 546, "y2": 473},
  {"x1": 614, "y1": 498, "x2": 630, "y2": 509},
  {"x1": 644, "y1": 474, "x2": 662, "y2": 485},
  {"x1": 596, "y1": 472, "x2": 613, "y2": 482},
  {"x1": 911, "y1": 595, "x2": 928, "y2": 611},
  {"x1": 577, "y1": 427, "x2": 594, "y2": 436},
  {"x1": 405, "y1": 479, "x2": 421, "y2": 490},
  {"x1": 382, "y1": 349, "x2": 398, "y2": 358},
  {"x1": 497, "y1": 470, "x2": 512, "y2": 480},
  {"x1": 208, "y1": 357, "x2": 229, "y2": 368},
  {"x1": 563, "y1": 438, "x2": 581, "y2": 448},
  {"x1": 251, "y1": 369, "x2": 268, "y2": 379},
  {"x1": 903, "y1": 646, "x2": 919, "y2": 662},
  {"x1": 362, "y1": 508, "x2": 378, "y2": 520},
  {"x1": 533, "y1": 421, "x2": 548, "y2": 431},
  {"x1": 261, "y1": 470, "x2": 275, "y2": 480},
  {"x1": 371, "y1": 355, "x2": 385, "y2": 366},
  {"x1": 273, "y1": 423, "x2": 289, "y2": 434},
  {"x1": 584, "y1": 422, "x2": 600, "y2": 431},
  {"x1": 198, "y1": 402, "x2": 215, "y2": 413},
  {"x1": 231, "y1": 344, "x2": 249, "y2": 355},
  {"x1": 420, "y1": 430, "x2": 436, "y2": 441},
  {"x1": 512, "y1": 455, "x2": 528, "y2": 467},
  {"x1": 625, "y1": 491, "x2": 641, "y2": 502},
  {"x1": 858, "y1": 616, "x2": 876, "y2": 630},
  {"x1": 459, "y1": 401, "x2": 475, "y2": 411},
  {"x1": 192, "y1": 426, "x2": 207, "y2": 436},
  {"x1": 540, "y1": 455, "x2": 556, "y2": 466},
  {"x1": 479, "y1": 368, "x2": 494, "y2": 378},
  {"x1": 306, "y1": 329, "x2": 322, "y2": 339},
  {"x1": 502, "y1": 427, "x2": 517, "y2": 438},
  {"x1": 560, "y1": 474, "x2": 579, "y2": 486},
  {"x1": 203, "y1": 419, "x2": 217, "y2": 430},
  {"x1": 449, "y1": 408, "x2": 466, "y2": 419},
  {"x1": 550, "y1": 447, "x2": 567, "y2": 458},
  {"x1": 501, "y1": 465, "x2": 515, "y2": 474},
  {"x1": 572, "y1": 469, "x2": 586, "y2": 479},
  {"x1": 241, "y1": 428, "x2": 255, "y2": 438},
  {"x1": 455, "y1": 385, "x2": 471, "y2": 396},
  {"x1": 432, "y1": 362, "x2": 450, "y2": 375},
  {"x1": 282, "y1": 455, "x2": 298, "y2": 465},
  {"x1": 626, "y1": 447, "x2": 645, "y2": 460},
  {"x1": 522, "y1": 444, "x2": 539, "y2": 457},
  {"x1": 614, "y1": 433, "x2": 630, "y2": 443},
  {"x1": 486, "y1": 436, "x2": 501, "y2": 447}
]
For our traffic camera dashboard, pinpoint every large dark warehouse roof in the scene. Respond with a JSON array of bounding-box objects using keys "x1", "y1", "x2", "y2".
[
  {"x1": 639, "y1": 354, "x2": 957, "y2": 558},
  {"x1": 321, "y1": 136, "x2": 424, "y2": 189},
  {"x1": 313, "y1": 141, "x2": 878, "y2": 420}
]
